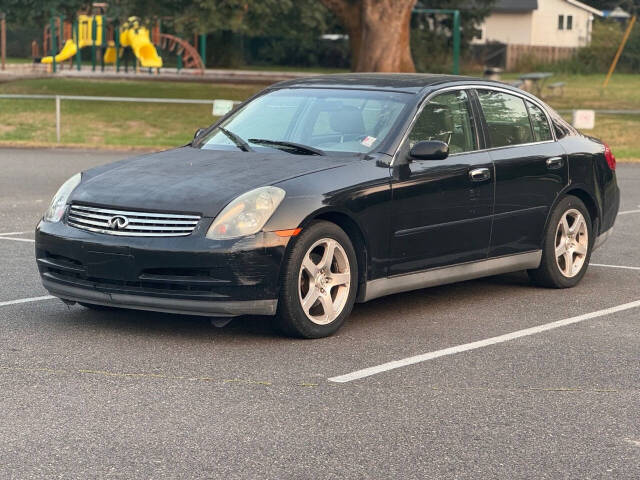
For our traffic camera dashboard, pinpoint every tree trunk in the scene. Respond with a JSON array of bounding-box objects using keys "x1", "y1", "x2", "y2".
[{"x1": 321, "y1": 0, "x2": 417, "y2": 73}]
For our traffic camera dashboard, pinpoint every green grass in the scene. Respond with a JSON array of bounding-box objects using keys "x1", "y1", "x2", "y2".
[
  {"x1": 502, "y1": 73, "x2": 640, "y2": 111},
  {"x1": 0, "y1": 77, "x2": 265, "y2": 100},
  {"x1": 580, "y1": 114, "x2": 640, "y2": 160},
  {"x1": 0, "y1": 74, "x2": 638, "y2": 159},
  {"x1": 0, "y1": 78, "x2": 267, "y2": 148},
  {"x1": 4, "y1": 57, "x2": 33, "y2": 64}
]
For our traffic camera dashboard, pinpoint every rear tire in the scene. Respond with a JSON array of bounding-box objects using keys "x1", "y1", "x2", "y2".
[
  {"x1": 528, "y1": 195, "x2": 592, "y2": 288},
  {"x1": 276, "y1": 221, "x2": 358, "y2": 339}
]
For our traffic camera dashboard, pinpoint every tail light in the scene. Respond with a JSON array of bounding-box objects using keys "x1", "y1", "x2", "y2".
[{"x1": 603, "y1": 143, "x2": 616, "y2": 171}]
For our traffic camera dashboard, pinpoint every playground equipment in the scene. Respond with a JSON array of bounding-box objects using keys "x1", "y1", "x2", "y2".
[
  {"x1": 41, "y1": 15, "x2": 162, "y2": 69},
  {"x1": 1, "y1": 13, "x2": 6, "y2": 71},
  {"x1": 41, "y1": 38, "x2": 78, "y2": 64},
  {"x1": 36, "y1": 9, "x2": 205, "y2": 74},
  {"x1": 412, "y1": 8, "x2": 461, "y2": 75},
  {"x1": 117, "y1": 18, "x2": 162, "y2": 68}
]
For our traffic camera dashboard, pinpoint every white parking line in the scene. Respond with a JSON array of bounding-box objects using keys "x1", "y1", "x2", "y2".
[
  {"x1": 591, "y1": 263, "x2": 640, "y2": 271},
  {"x1": 619, "y1": 209, "x2": 640, "y2": 215},
  {"x1": 0, "y1": 296, "x2": 55, "y2": 308},
  {"x1": 0, "y1": 236, "x2": 35, "y2": 243},
  {"x1": 0, "y1": 231, "x2": 28, "y2": 236},
  {"x1": 328, "y1": 299, "x2": 640, "y2": 383}
]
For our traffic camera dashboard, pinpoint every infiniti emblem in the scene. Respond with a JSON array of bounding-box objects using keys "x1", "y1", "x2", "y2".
[{"x1": 108, "y1": 215, "x2": 129, "y2": 230}]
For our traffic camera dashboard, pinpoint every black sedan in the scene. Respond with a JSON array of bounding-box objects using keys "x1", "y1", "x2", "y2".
[{"x1": 36, "y1": 74, "x2": 620, "y2": 338}]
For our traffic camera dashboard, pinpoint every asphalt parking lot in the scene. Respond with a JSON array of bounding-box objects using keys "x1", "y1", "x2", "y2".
[{"x1": 1, "y1": 147, "x2": 639, "y2": 479}]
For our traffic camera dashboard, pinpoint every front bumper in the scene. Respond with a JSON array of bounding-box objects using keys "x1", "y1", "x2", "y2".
[
  {"x1": 42, "y1": 277, "x2": 277, "y2": 317},
  {"x1": 36, "y1": 220, "x2": 288, "y2": 317}
]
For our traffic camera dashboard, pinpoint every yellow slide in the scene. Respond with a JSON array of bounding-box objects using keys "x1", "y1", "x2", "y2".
[
  {"x1": 103, "y1": 41, "x2": 118, "y2": 64},
  {"x1": 120, "y1": 25, "x2": 162, "y2": 68},
  {"x1": 41, "y1": 39, "x2": 78, "y2": 64}
]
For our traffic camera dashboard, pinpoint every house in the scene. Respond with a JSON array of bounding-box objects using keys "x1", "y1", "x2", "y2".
[
  {"x1": 602, "y1": 6, "x2": 631, "y2": 23},
  {"x1": 474, "y1": 0, "x2": 603, "y2": 48}
]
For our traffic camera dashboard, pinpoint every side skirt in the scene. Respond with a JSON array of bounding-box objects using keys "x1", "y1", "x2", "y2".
[{"x1": 362, "y1": 250, "x2": 542, "y2": 302}]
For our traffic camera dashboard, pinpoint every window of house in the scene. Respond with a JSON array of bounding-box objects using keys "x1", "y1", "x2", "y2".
[
  {"x1": 477, "y1": 90, "x2": 534, "y2": 148},
  {"x1": 567, "y1": 15, "x2": 573, "y2": 30},
  {"x1": 558, "y1": 15, "x2": 564, "y2": 30}
]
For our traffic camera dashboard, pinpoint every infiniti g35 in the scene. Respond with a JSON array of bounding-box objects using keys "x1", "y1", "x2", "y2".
[{"x1": 36, "y1": 74, "x2": 620, "y2": 338}]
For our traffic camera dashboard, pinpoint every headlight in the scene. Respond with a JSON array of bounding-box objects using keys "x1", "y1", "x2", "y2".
[
  {"x1": 44, "y1": 173, "x2": 81, "y2": 222},
  {"x1": 206, "y1": 186, "x2": 285, "y2": 240}
]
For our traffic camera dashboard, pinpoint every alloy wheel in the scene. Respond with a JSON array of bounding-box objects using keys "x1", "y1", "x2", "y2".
[
  {"x1": 555, "y1": 208, "x2": 589, "y2": 278},
  {"x1": 298, "y1": 238, "x2": 351, "y2": 325}
]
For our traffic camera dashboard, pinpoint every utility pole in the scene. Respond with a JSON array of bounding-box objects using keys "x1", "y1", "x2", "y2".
[{"x1": 603, "y1": 15, "x2": 636, "y2": 89}]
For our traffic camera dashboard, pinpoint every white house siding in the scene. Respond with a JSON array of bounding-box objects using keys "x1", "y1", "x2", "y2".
[
  {"x1": 476, "y1": 12, "x2": 534, "y2": 45},
  {"x1": 530, "y1": 0, "x2": 594, "y2": 47},
  {"x1": 473, "y1": 0, "x2": 597, "y2": 47}
]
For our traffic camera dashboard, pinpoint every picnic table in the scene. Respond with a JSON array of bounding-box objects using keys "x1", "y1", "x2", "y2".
[{"x1": 519, "y1": 72, "x2": 553, "y2": 97}]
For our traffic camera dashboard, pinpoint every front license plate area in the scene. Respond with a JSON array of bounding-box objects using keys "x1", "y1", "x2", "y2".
[{"x1": 85, "y1": 251, "x2": 136, "y2": 280}]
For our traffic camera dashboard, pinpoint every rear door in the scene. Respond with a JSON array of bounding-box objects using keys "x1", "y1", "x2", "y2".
[
  {"x1": 474, "y1": 89, "x2": 568, "y2": 257},
  {"x1": 389, "y1": 88, "x2": 494, "y2": 276}
]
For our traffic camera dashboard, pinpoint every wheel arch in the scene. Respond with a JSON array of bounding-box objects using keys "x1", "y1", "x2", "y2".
[
  {"x1": 297, "y1": 209, "x2": 369, "y2": 303},
  {"x1": 563, "y1": 186, "x2": 601, "y2": 235},
  {"x1": 540, "y1": 186, "x2": 601, "y2": 249}
]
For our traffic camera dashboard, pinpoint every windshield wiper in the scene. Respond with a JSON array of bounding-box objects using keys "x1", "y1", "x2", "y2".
[
  {"x1": 248, "y1": 139, "x2": 326, "y2": 156},
  {"x1": 218, "y1": 127, "x2": 253, "y2": 152}
]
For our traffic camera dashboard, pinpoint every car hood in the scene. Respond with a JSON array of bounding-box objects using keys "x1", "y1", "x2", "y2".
[{"x1": 71, "y1": 147, "x2": 351, "y2": 217}]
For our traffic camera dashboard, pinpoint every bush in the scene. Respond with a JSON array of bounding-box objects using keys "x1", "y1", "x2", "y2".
[
  {"x1": 528, "y1": 20, "x2": 639, "y2": 74},
  {"x1": 247, "y1": 36, "x2": 350, "y2": 69},
  {"x1": 5, "y1": 25, "x2": 41, "y2": 58}
]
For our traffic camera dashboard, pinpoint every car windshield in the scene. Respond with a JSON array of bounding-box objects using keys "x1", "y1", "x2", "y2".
[{"x1": 197, "y1": 88, "x2": 411, "y2": 155}]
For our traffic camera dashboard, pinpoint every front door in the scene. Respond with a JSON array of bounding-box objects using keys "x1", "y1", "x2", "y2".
[
  {"x1": 475, "y1": 89, "x2": 569, "y2": 257},
  {"x1": 389, "y1": 89, "x2": 494, "y2": 276}
]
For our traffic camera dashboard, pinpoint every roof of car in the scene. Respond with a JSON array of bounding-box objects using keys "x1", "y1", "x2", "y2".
[{"x1": 272, "y1": 73, "x2": 486, "y2": 94}]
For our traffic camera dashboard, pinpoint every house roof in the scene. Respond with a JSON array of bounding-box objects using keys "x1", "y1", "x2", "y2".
[
  {"x1": 492, "y1": 0, "x2": 602, "y2": 16},
  {"x1": 603, "y1": 7, "x2": 631, "y2": 18},
  {"x1": 493, "y1": 0, "x2": 538, "y2": 13},
  {"x1": 565, "y1": 0, "x2": 603, "y2": 16}
]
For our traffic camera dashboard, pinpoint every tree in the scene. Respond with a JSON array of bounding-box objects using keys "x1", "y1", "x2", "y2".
[
  {"x1": 411, "y1": 0, "x2": 494, "y2": 73},
  {"x1": 0, "y1": 0, "x2": 87, "y2": 26},
  {"x1": 588, "y1": 0, "x2": 639, "y2": 14},
  {"x1": 320, "y1": 0, "x2": 418, "y2": 72}
]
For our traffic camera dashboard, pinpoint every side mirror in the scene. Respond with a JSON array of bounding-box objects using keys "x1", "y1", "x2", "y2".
[
  {"x1": 193, "y1": 128, "x2": 206, "y2": 140},
  {"x1": 409, "y1": 140, "x2": 449, "y2": 161}
]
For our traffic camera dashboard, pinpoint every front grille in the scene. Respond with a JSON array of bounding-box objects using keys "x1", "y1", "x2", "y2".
[
  {"x1": 67, "y1": 204, "x2": 201, "y2": 237},
  {"x1": 37, "y1": 250, "x2": 233, "y2": 298}
]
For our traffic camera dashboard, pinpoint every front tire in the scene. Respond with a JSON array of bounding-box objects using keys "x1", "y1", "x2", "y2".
[
  {"x1": 277, "y1": 221, "x2": 358, "y2": 338},
  {"x1": 529, "y1": 195, "x2": 592, "y2": 288}
]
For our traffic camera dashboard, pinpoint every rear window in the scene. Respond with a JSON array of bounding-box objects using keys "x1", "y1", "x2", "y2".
[
  {"x1": 477, "y1": 90, "x2": 534, "y2": 148},
  {"x1": 526, "y1": 101, "x2": 553, "y2": 142}
]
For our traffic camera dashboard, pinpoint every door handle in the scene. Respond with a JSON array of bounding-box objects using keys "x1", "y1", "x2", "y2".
[
  {"x1": 546, "y1": 156, "x2": 564, "y2": 169},
  {"x1": 469, "y1": 167, "x2": 491, "y2": 182}
]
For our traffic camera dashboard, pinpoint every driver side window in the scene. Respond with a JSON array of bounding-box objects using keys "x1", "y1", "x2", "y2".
[{"x1": 407, "y1": 90, "x2": 477, "y2": 154}]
